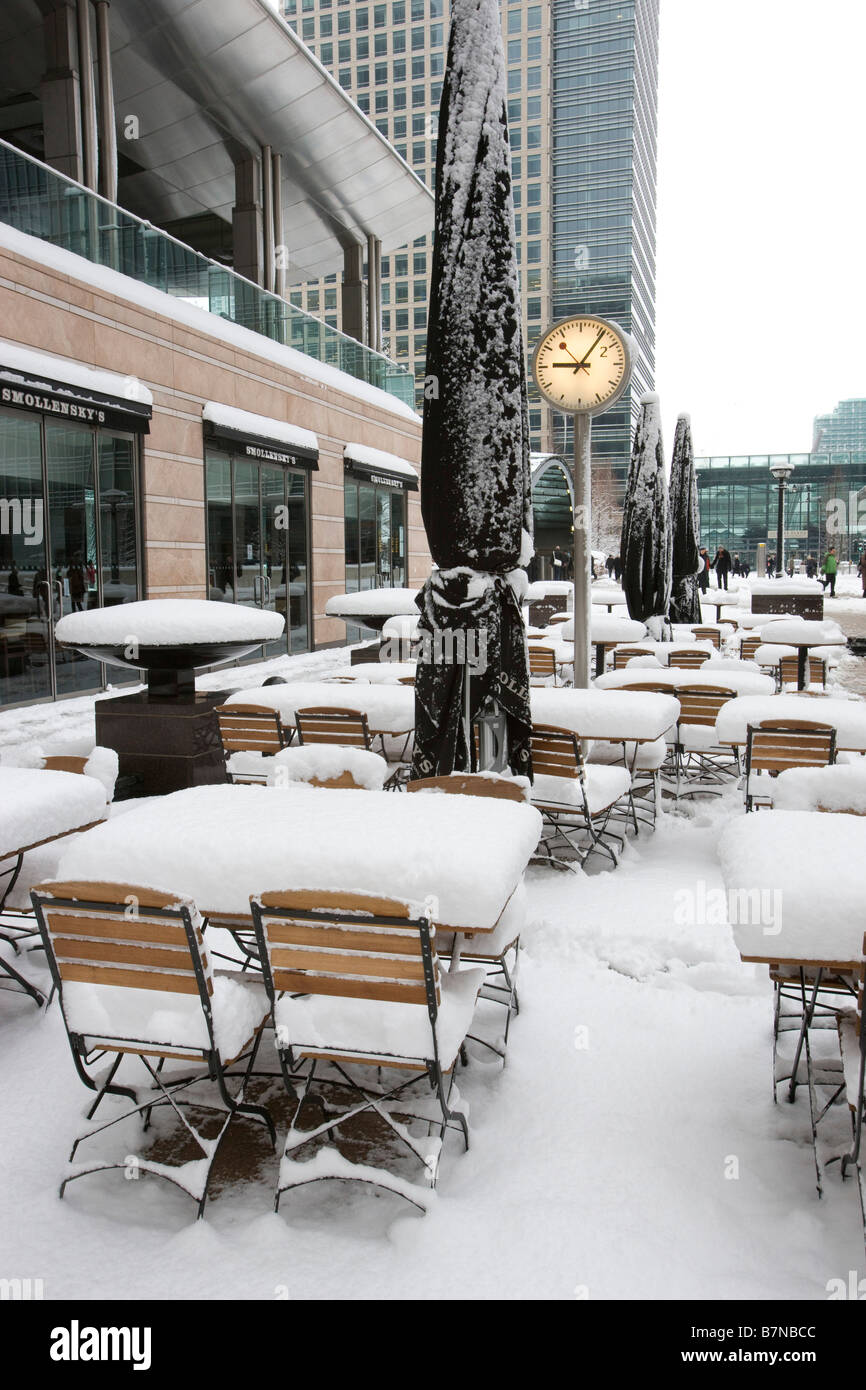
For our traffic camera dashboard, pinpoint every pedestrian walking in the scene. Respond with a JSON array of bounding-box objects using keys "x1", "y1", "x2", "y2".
[
  {"x1": 712, "y1": 545, "x2": 732, "y2": 590},
  {"x1": 697, "y1": 547, "x2": 710, "y2": 594},
  {"x1": 821, "y1": 545, "x2": 838, "y2": 598}
]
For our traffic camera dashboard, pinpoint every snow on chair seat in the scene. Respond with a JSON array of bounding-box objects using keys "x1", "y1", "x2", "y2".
[
  {"x1": 29, "y1": 880, "x2": 275, "y2": 1219},
  {"x1": 269, "y1": 743, "x2": 388, "y2": 791},
  {"x1": 250, "y1": 889, "x2": 484, "y2": 1209}
]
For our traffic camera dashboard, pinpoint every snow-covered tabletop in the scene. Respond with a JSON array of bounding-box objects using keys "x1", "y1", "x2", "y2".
[
  {"x1": 585, "y1": 616, "x2": 647, "y2": 644},
  {"x1": 749, "y1": 580, "x2": 823, "y2": 596},
  {"x1": 753, "y1": 643, "x2": 843, "y2": 669},
  {"x1": 772, "y1": 763, "x2": 866, "y2": 814},
  {"x1": 755, "y1": 619, "x2": 844, "y2": 647},
  {"x1": 719, "y1": 812, "x2": 866, "y2": 965},
  {"x1": 0, "y1": 767, "x2": 107, "y2": 860},
  {"x1": 55, "y1": 598, "x2": 284, "y2": 646},
  {"x1": 327, "y1": 662, "x2": 417, "y2": 685},
  {"x1": 590, "y1": 588, "x2": 627, "y2": 608},
  {"x1": 531, "y1": 688, "x2": 680, "y2": 742},
  {"x1": 595, "y1": 667, "x2": 775, "y2": 696},
  {"x1": 225, "y1": 680, "x2": 415, "y2": 733},
  {"x1": 324, "y1": 589, "x2": 420, "y2": 619},
  {"x1": 54, "y1": 785, "x2": 542, "y2": 933},
  {"x1": 715, "y1": 694, "x2": 866, "y2": 750},
  {"x1": 525, "y1": 580, "x2": 573, "y2": 601}
]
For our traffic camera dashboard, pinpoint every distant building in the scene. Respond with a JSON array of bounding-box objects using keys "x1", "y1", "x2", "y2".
[
  {"x1": 812, "y1": 399, "x2": 866, "y2": 454},
  {"x1": 695, "y1": 452, "x2": 866, "y2": 567}
]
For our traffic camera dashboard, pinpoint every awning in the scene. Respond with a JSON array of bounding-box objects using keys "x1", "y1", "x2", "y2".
[
  {"x1": 203, "y1": 401, "x2": 319, "y2": 468},
  {"x1": 0, "y1": 341, "x2": 152, "y2": 432},
  {"x1": 343, "y1": 442, "x2": 419, "y2": 491}
]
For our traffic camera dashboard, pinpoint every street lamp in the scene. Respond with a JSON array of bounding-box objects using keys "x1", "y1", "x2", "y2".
[{"x1": 769, "y1": 460, "x2": 795, "y2": 577}]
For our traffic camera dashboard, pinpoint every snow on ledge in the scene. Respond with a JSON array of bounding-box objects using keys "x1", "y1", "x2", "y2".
[
  {"x1": 344, "y1": 442, "x2": 419, "y2": 480},
  {"x1": 0, "y1": 223, "x2": 419, "y2": 423},
  {"x1": 202, "y1": 401, "x2": 317, "y2": 454},
  {"x1": 55, "y1": 599, "x2": 285, "y2": 647},
  {"x1": 0, "y1": 337, "x2": 152, "y2": 406}
]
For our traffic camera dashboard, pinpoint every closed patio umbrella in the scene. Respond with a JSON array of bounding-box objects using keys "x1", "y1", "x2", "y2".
[
  {"x1": 668, "y1": 413, "x2": 702, "y2": 625},
  {"x1": 621, "y1": 393, "x2": 673, "y2": 641},
  {"x1": 411, "y1": 0, "x2": 533, "y2": 780}
]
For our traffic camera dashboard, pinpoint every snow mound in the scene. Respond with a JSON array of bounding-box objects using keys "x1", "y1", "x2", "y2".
[{"x1": 55, "y1": 599, "x2": 285, "y2": 647}]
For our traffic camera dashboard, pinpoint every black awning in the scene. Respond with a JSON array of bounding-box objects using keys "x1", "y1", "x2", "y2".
[
  {"x1": 344, "y1": 455, "x2": 418, "y2": 491},
  {"x1": 204, "y1": 419, "x2": 319, "y2": 469},
  {"x1": 0, "y1": 365, "x2": 152, "y2": 433}
]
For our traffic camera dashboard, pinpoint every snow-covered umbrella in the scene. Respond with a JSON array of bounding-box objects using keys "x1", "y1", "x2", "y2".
[
  {"x1": 620, "y1": 393, "x2": 673, "y2": 641},
  {"x1": 411, "y1": 0, "x2": 533, "y2": 780},
  {"x1": 667, "y1": 413, "x2": 702, "y2": 625}
]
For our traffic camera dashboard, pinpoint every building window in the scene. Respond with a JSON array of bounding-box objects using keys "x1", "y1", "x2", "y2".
[
  {"x1": 356, "y1": 35, "x2": 369, "y2": 56},
  {"x1": 344, "y1": 478, "x2": 407, "y2": 595}
]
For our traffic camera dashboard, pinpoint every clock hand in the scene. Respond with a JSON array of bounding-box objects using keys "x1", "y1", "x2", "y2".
[
  {"x1": 552, "y1": 361, "x2": 588, "y2": 370},
  {"x1": 575, "y1": 329, "x2": 605, "y2": 369}
]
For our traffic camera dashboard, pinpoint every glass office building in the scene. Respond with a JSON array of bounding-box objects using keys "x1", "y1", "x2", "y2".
[
  {"x1": 549, "y1": 0, "x2": 658, "y2": 500},
  {"x1": 285, "y1": 0, "x2": 659, "y2": 507},
  {"x1": 812, "y1": 399, "x2": 866, "y2": 455},
  {"x1": 695, "y1": 453, "x2": 866, "y2": 567}
]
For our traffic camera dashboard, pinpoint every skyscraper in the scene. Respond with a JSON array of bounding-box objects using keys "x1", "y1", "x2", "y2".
[
  {"x1": 285, "y1": 0, "x2": 659, "y2": 501},
  {"x1": 812, "y1": 399, "x2": 866, "y2": 454}
]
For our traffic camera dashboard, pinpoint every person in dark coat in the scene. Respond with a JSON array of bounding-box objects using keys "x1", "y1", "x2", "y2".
[
  {"x1": 606, "y1": 554, "x2": 616, "y2": 579},
  {"x1": 67, "y1": 556, "x2": 86, "y2": 612},
  {"x1": 697, "y1": 547, "x2": 710, "y2": 594},
  {"x1": 732, "y1": 553, "x2": 742, "y2": 576},
  {"x1": 712, "y1": 546, "x2": 732, "y2": 590},
  {"x1": 612, "y1": 554, "x2": 623, "y2": 582},
  {"x1": 7, "y1": 561, "x2": 22, "y2": 596}
]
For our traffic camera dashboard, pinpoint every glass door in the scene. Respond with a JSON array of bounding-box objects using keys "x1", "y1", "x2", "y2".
[
  {"x1": 45, "y1": 422, "x2": 102, "y2": 698},
  {"x1": 286, "y1": 471, "x2": 309, "y2": 653},
  {"x1": 260, "y1": 464, "x2": 287, "y2": 660},
  {"x1": 233, "y1": 457, "x2": 262, "y2": 616},
  {"x1": 0, "y1": 408, "x2": 52, "y2": 707}
]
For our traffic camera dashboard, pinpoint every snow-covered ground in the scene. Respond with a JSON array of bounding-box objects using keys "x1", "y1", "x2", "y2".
[{"x1": 1, "y1": 638, "x2": 864, "y2": 1299}]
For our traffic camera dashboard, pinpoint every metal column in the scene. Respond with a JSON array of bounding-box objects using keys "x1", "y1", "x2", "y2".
[
  {"x1": 272, "y1": 151, "x2": 286, "y2": 299},
  {"x1": 572, "y1": 412, "x2": 592, "y2": 689},
  {"x1": 261, "y1": 144, "x2": 274, "y2": 294},
  {"x1": 94, "y1": 0, "x2": 117, "y2": 204},
  {"x1": 76, "y1": 0, "x2": 98, "y2": 192}
]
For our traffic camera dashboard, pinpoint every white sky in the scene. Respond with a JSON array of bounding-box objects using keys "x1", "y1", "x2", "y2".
[{"x1": 655, "y1": 0, "x2": 866, "y2": 458}]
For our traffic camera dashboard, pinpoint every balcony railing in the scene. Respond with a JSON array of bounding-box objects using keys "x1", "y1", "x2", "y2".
[{"x1": 0, "y1": 139, "x2": 415, "y2": 410}]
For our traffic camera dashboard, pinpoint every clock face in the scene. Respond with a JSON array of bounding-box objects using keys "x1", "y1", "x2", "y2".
[{"x1": 532, "y1": 316, "x2": 631, "y2": 415}]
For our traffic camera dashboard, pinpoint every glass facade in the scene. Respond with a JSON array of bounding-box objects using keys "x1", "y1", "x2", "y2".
[
  {"x1": 343, "y1": 475, "x2": 408, "y2": 639},
  {"x1": 0, "y1": 405, "x2": 142, "y2": 709},
  {"x1": 0, "y1": 139, "x2": 416, "y2": 410},
  {"x1": 695, "y1": 453, "x2": 866, "y2": 567},
  {"x1": 205, "y1": 447, "x2": 311, "y2": 656}
]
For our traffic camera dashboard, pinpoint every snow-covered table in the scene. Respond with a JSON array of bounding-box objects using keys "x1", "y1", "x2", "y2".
[
  {"x1": 555, "y1": 615, "x2": 647, "y2": 677},
  {"x1": 0, "y1": 767, "x2": 108, "y2": 1003},
  {"x1": 750, "y1": 620, "x2": 845, "y2": 689},
  {"x1": 595, "y1": 667, "x2": 775, "y2": 697},
  {"x1": 719, "y1": 810, "x2": 866, "y2": 1101},
  {"x1": 224, "y1": 680, "x2": 415, "y2": 736},
  {"x1": 531, "y1": 688, "x2": 680, "y2": 743},
  {"x1": 719, "y1": 812, "x2": 866, "y2": 968},
  {"x1": 590, "y1": 587, "x2": 627, "y2": 612},
  {"x1": 772, "y1": 763, "x2": 866, "y2": 814},
  {"x1": 54, "y1": 785, "x2": 542, "y2": 939},
  {"x1": 715, "y1": 694, "x2": 866, "y2": 753},
  {"x1": 324, "y1": 589, "x2": 420, "y2": 632}
]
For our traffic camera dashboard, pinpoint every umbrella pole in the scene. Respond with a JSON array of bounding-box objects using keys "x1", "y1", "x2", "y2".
[
  {"x1": 464, "y1": 661, "x2": 472, "y2": 769},
  {"x1": 573, "y1": 412, "x2": 593, "y2": 688}
]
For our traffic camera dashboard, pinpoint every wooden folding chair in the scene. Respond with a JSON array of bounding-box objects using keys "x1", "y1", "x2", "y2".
[
  {"x1": 547, "y1": 611, "x2": 571, "y2": 627},
  {"x1": 744, "y1": 720, "x2": 836, "y2": 811},
  {"x1": 215, "y1": 703, "x2": 292, "y2": 783},
  {"x1": 251, "y1": 889, "x2": 484, "y2": 1211},
  {"x1": 529, "y1": 724, "x2": 633, "y2": 870},
  {"x1": 527, "y1": 644, "x2": 559, "y2": 685},
  {"x1": 673, "y1": 684, "x2": 738, "y2": 796},
  {"x1": 612, "y1": 645, "x2": 653, "y2": 670},
  {"x1": 778, "y1": 654, "x2": 827, "y2": 690},
  {"x1": 740, "y1": 634, "x2": 762, "y2": 662},
  {"x1": 837, "y1": 936, "x2": 866, "y2": 1208},
  {"x1": 691, "y1": 626, "x2": 722, "y2": 650},
  {"x1": 295, "y1": 705, "x2": 372, "y2": 748},
  {"x1": 407, "y1": 773, "x2": 527, "y2": 1056},
  {"x1": 30, "y1": 880, "x2": 275, "y2": 1218},
  {"x1": 666, "y1": 647, "x2": 711, "y2": 670}
]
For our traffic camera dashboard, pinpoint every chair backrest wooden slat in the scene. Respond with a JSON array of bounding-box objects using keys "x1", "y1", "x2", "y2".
[
  {"x1": 667, "y1": 648, "x2": 712, "y2": 669},
  {"x1": 31, "y1": 883, "x2": 210, "y2": 999},
  {"x1": 528, "y1": 645, "x2": 557, "y2": 677},
  {"x1": 42, "y1": 754, "x2": 89, "y2": 775},
  {"x1": 252, "y1": 890, "x2": 438, "y2": 1007},
  {"x1": 746, "y1": 721, "x2": 836, "y2": 775},
  {"x1": 613, "y1": 646, "x2": 653, "y2": 670},
  {"x1": 778, "y1": 655, "x2": 827, "y2": 687},
  {"x1": 676, "y1": 684, "x2": 736, "y2": 728},
  {"x1": 740, "y1": 635, "x2": 762, "y2": 662},
  {"x1": 215, "y1": 704, "x2": 288, "y2": 756},
  {"x1": 407, "y1": 773, "x2": 526, "y2": 802},
  {"x1": 691, "y1": 626, "x2": 722, "y2": 649},
  {"x1": 530, "y1": 724, "x2": 582, "y2": 780},
  {"x1": 295, "y1": 706, "x2": 371, "y2": 749}
]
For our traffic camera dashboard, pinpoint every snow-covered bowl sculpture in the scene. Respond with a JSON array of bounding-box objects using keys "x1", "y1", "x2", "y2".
[{"x1": 56, "y1": 599, "x2": 285, "y2": 698}]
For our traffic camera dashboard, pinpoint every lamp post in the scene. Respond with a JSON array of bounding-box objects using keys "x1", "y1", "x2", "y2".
[{"x1": 769, "y1": 460, "x2": 795, "y2": 577}]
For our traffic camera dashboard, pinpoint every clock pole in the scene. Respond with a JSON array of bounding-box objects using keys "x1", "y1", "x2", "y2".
[{"x1": 573, "y1": 411, "x2": 592, "y2": 689}]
